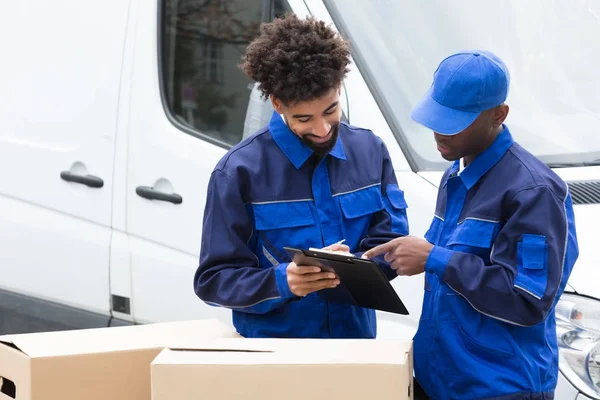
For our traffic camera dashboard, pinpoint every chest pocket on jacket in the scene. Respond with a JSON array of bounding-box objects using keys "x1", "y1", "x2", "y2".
[
  {"x1": 447, "y1": 218, "x2": 500, "y2": 260},
  {"x1": 337, "y1": 184, "x2": 385, "y2": 244},
  {"x1": 251, "y1": 201, "x2": 316, "y2": 267},
  {"x1": 424, "y1": 216, "x2": 444, "y2": 245},
  {"x1": 383, "y1": 184, "x2": 409, "y2": 235}
]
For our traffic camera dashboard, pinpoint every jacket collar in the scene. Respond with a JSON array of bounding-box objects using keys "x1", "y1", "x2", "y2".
[
  {"x1": 447, "y1": 125, "x2": 514, "y2": 190},
  {"x1": 268, "y1": 111, "x2": 346, "y2": 169}
]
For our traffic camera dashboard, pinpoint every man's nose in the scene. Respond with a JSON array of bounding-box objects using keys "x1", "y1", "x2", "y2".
[{"x1": 314, "y1": 120, "x2": 331, "y2": 137}]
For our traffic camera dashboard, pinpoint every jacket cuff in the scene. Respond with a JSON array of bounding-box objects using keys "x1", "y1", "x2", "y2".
[
  {"x1": 425, "y1": 246, "x2": 454, "y2": 278},
  {"x1": 275, "y1": 263, "x2": 296, "y2": 299}
]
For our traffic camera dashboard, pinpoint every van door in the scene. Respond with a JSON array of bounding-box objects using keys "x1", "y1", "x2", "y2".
[
  {"x1": 126, "y1": 0, "x2": 306, "y2": 324},
  {"x1": 0, "y1": 1, "x2": 129, "y2": 332}
]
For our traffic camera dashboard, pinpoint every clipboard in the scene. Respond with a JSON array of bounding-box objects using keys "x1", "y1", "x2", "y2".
[{"x1": 283, "y1": 247, "x2": 409, "y2": 315}]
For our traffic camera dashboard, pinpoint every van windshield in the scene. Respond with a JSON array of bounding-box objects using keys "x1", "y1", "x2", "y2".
[{"x1": 325, "y1": 0, "x2": 600, "y2": 171}]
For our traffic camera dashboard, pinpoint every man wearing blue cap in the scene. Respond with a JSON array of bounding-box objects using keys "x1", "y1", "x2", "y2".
[{"x1": 364, "y1": 50, "x2": 579, "y2": 399}]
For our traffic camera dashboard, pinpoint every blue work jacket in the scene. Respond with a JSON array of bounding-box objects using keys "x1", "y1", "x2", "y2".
[
  {"x1": 415, "y1": 126, "x2": 579, "y2": 399},
  {"x1": 194, "y1": 112, "x2": 409, "y2": 338}
]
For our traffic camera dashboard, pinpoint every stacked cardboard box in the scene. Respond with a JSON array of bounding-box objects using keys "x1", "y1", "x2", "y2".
[
  {"x1": 0, "y1": 320, "x2": 413, "y2": 400},
  {"x1": 0, "y1": 319, "x2": 239, "y2": 400},
  {"x1": 151, "y1": 338, "x2": 414, "y2": 400}
]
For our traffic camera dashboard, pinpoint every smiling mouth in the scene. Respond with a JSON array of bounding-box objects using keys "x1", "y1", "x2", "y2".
[{"x1": 308, "y1": 132, "x2": 332, "y2": 144}]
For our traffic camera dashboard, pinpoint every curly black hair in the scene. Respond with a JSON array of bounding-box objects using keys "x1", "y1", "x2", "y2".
[{"x1": 240, "y1": 13, "x2": 351, "y2": 105}]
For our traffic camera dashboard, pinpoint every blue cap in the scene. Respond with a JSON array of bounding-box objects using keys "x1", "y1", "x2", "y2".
[{"x1": 410, "y1": 50, "x2": 510, "y2": 135}]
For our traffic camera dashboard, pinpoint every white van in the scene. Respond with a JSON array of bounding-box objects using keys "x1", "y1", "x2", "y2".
[{"x1": 1, "y1": 0, "x2": 598, "y2": 398}]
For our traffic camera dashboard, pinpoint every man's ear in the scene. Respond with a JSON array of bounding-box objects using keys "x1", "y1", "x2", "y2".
[
  {"x1": 492, "y1": 104, "x2": 509, "y2": 127},
  {"x1": 270, "y1": 96, "x2": 285, "y2": 114}
]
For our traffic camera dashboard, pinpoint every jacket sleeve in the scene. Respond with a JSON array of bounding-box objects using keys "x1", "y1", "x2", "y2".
[
  {"x1": 194, "y1": 169, "x2": 297, "y2": 314},
  {"x1": 357, "y1": 142, "x2": 410, "y2": 280},
  {"x1": 425, "y1": 186, "x2": 578, "y2": 326}
]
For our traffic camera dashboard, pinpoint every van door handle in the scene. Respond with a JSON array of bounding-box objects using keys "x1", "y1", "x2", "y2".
[
  {"x1": 60, "y1": 171, "x2": 104, "y2": 188},
  {"x1": 136, "y1": 186, "x2": 183, "y2": 204}
]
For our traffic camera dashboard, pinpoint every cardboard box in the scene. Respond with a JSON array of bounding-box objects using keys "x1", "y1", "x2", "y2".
[
  {"x1": 0, "y1": 319, "x2": 239, "y2": 400},
  {"x1": 151, "y1": 339, "x2": 413, "y2": 400}
]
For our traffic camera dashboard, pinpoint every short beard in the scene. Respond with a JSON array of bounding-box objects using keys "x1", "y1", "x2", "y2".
[{"x1": 299, "y1": 123, "x2": 340, "y2": 157}]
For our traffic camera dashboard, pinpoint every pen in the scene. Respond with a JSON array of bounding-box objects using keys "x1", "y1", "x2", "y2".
[{"x1": 331, "y1": 239, "x2": 346, "y2": 246}]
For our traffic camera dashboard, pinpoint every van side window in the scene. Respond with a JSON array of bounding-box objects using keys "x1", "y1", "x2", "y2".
[{"x1": 161, "y1": 0, "x2": 292, "y2": 146}]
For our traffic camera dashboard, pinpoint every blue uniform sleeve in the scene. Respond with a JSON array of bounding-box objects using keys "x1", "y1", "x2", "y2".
[
  {"x1": 194, "y1": 169, "x2": 297, "y2": 314},
  {"x1": 357, "y1": 142, "x2": 410, "y2": 280},
  {"x1": 425, "y1": 186, "x2": 578, "y2": 326}
]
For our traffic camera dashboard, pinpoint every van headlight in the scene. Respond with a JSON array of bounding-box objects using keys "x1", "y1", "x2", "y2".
[{"x1": 556, "y1": 293, "x2": 600, "y2": 399}]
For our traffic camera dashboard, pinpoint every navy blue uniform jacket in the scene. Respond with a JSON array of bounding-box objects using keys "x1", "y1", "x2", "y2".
[
  {"x1": 194, "y1": 112, "x2": 409, "y2": 338},
  {"x1": 415, "y1": 126, "x2": 579, "y2": 399}
]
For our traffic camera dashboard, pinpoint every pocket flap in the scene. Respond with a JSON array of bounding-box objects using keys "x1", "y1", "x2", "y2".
[
  {"x1": 447, "y1": 218, "x2": 500, "y2": 248},
  {"x1": 338, "y1": 184, "x2": 385, "y2": 219},
  {"x1": 425, "y1": 216, "x2": 444, "y2": 244},
  {"x1": 386, "y1": 184, "x2": 408, "y2": 209},
  {"x1": 514, "y1": 234, "x2": 548, "y2": 299},
  {"x1": 521, "y1": 234, "x2": 546, "y2": 270},
  {"x1": 252, "y1": 201, "x2": 314, "y2": 230}
]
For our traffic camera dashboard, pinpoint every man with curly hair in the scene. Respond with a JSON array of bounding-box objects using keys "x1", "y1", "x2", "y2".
[{"x1": 193, "y1": 14, "x2": 409, "y2": 339}]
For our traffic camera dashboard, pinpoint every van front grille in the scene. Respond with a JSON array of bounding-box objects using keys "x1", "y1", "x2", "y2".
[{"x1": 567, "y1": 180, "x2": 600, "y2": 205}]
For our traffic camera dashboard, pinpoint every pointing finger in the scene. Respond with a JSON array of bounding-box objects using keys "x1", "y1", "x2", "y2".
[{"x1": 362, "y1": 239, "x2": 400, "y2": 259}]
